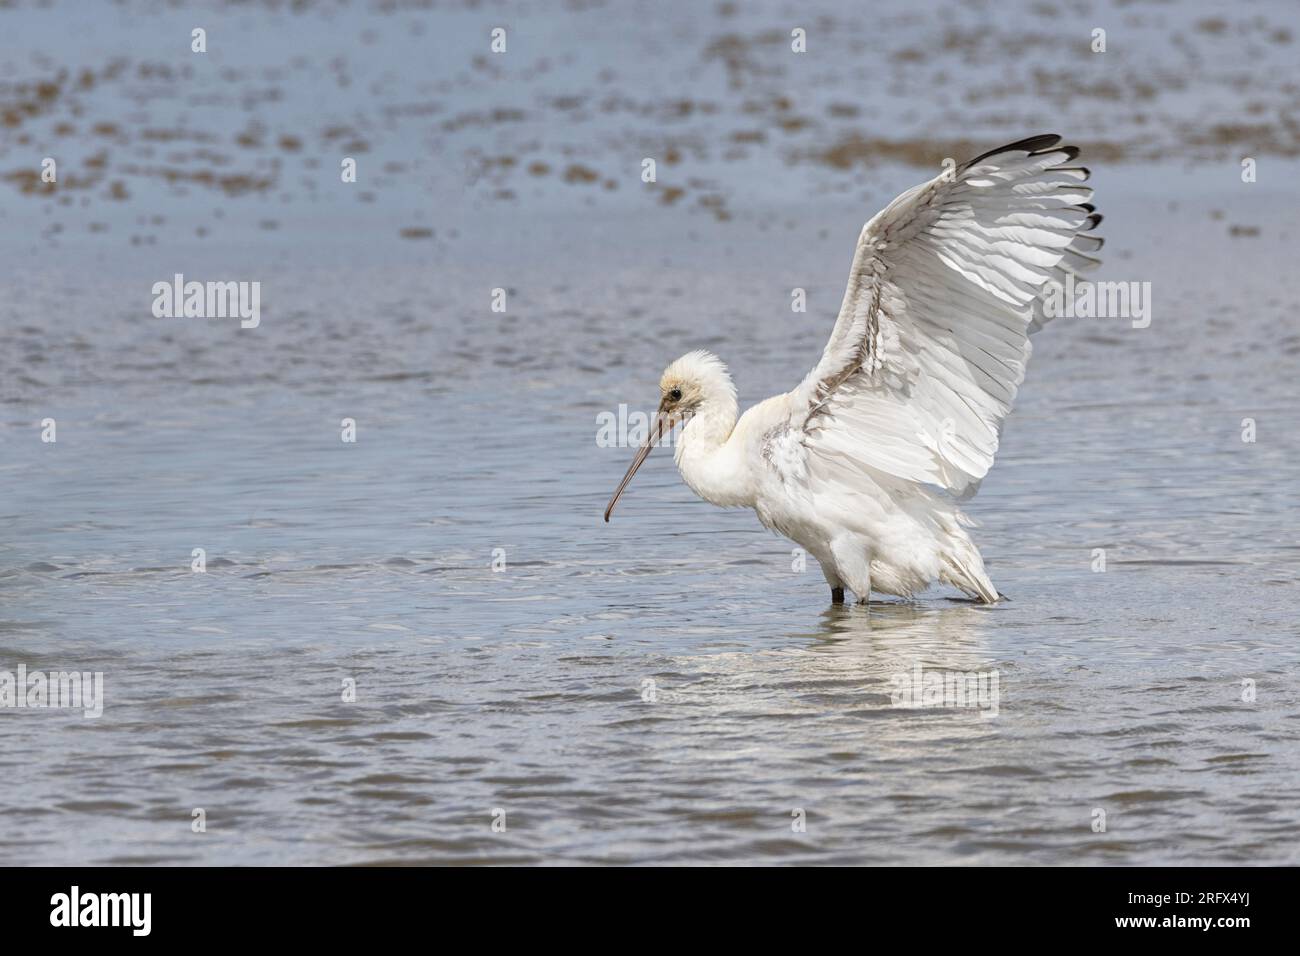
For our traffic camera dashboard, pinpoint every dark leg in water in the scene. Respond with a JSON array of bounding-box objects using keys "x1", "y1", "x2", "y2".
[{"x1": 830, "y1": 587, "x2": 845, "y2": 604}]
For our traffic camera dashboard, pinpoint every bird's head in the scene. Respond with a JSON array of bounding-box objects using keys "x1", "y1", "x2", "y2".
[
  {"x1": 656, "y1": 349, "x2": 735, "y2": 421},
  {"x1": 604, "y1": 350, "x2": 736, "y2": 522}
]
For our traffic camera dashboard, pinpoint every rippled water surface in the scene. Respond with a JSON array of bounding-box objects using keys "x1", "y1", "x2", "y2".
[{"x1": 2, "y1": 0, "x2": 1299, "y2": 865}]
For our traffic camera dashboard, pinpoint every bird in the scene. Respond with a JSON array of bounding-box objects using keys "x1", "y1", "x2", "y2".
[{"x1": 604, "y1": 134, "x2": 1102, "y2": 605}]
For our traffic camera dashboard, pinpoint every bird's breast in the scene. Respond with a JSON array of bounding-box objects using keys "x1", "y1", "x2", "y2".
[{"x1": 674, "y1": 433, "x2": 754, "y2": 509}]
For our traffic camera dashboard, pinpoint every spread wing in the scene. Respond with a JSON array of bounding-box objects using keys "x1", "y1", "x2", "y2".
[{"x1": 788, "y1": 134, "x2": 1102, "y2": 496}]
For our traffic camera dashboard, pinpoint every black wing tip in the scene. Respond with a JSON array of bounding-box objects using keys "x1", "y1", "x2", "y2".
[
  {"x1": 960, "y1": 133, "x2": 1060, "y2": 170},
  {"x1": 1084, "y1": 212, "x2": 1104, "y2": 229},
  {"x1": 1007, "y1": 133, "x2": 1062, "y2": 154},
  {"x1": 959, "y1": 134, "x2": 1094, "y2": 173}
]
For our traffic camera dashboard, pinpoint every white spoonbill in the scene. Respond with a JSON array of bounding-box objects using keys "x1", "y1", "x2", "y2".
[{"x1": 604, "y1": 135, "x2": 1102, "y2": 604}]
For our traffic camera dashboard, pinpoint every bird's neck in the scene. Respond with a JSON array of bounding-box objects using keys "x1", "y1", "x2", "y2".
[{"x1": 673, "y1": 398, "x2": 752, "y2": 508}]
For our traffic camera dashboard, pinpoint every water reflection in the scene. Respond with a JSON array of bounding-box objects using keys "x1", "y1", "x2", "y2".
[{"x1": 801, "y1": 600, "x2": 996, "y2": 659}]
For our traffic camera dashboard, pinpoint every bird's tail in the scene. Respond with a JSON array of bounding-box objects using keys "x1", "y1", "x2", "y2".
[{"x1": 939, "y1": 528, "x2": 999, "y2": 605}]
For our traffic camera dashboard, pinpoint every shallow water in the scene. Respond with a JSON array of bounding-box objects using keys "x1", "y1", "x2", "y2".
[{"x1": 1, "y1": 0, "x2": 1298, "y2": 865}]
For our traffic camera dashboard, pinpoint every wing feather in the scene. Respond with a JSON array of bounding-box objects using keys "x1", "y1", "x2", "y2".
[{"x1": 786, "y1": 135, "x2": 1103, "y2": 495}]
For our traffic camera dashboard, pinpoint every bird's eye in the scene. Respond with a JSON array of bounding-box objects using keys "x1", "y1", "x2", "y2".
[{"x1": 669, "y1": 387, "x2": 682, "y2": 402}]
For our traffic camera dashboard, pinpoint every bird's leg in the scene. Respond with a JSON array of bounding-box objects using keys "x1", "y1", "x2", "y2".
[
  {"x1": 820, "y1": 563, "x2": 845, "y2": 605},
  {"x1": 828, "y1": 536, "x2": 871, "y2": 607}
]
